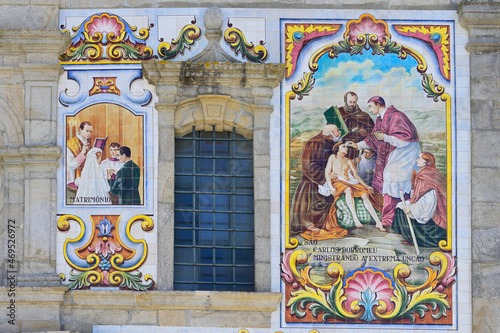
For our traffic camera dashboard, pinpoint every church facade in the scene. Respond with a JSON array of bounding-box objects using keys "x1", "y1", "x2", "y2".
[{"x1": 0, "y1": 1, "x2": 497, "y2": 332}]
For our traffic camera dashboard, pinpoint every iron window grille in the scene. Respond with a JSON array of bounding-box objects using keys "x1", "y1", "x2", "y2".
[{"x1": 174, "y1": 127, "x2": 254, "y2": 291}]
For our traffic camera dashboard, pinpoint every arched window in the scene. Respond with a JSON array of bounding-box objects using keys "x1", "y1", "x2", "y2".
[{"x1": 174, "y1": 127, "x2": 254, "y2": 291}]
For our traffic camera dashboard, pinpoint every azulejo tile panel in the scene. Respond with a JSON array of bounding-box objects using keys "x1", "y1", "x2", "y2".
[
  {"x1": 57, "y1": 11, "x2": 159, "y2": 290},
  {"x1": 280, "y1": 12, "x2": 463, "y2": 330}
]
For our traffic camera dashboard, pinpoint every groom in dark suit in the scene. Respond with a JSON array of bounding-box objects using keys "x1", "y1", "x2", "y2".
[{"x1": 107, "y1": 146, "x2": 141, "y2": 205}]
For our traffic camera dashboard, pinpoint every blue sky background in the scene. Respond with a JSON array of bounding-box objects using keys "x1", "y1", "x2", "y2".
[{"x1": 294, "y1": 50, "x2": 442, "y2": 116}]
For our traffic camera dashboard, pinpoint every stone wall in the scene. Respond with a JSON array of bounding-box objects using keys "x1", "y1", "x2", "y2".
[{"x1": 459, "y1": 2, "x2": 500, "y2": 332}]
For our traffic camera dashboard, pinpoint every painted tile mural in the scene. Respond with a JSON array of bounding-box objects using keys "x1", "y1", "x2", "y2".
[
  {"x1": 56, "y1": 7, "x2": 470, "y2": 332},
  {"x1": 57, "y1": 12, "x2": 157, "y2": 290},
  {"x1": 281, "y1": 13, "x2": 457, "y2": 328}
]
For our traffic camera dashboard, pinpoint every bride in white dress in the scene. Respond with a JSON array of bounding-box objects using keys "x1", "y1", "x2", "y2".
[{"x1": 74, "y1": 147, "x2": 111, "y2": 204}]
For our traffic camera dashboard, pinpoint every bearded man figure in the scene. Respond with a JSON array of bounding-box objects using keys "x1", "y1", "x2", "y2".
[
  {"x1": 338, "y1": 91, "x2": 375, "y2": 159},
  {"x1": 290, "y1": 124, "x2": 347, "y2": 240}
]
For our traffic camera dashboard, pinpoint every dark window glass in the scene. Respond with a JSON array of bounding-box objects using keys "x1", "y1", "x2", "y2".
[{"x1": 174, "y1": 128, "x2": 254, "y2": 291}]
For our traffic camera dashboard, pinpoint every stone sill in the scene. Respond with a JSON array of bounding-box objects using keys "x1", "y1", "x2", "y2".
[
  {"x1": 67, "y1": 290, "x2": 282, "y2": 312},
  {"x1": 0, "y1": 287, "x2": 282, "y2": 312}
]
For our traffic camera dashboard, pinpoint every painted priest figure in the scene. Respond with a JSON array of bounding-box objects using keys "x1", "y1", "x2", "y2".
[
  {"x1": 67, "y1": 121, "x2": 94, "y2": 186},
  {"x1": 348, "y1": 96, "x2": 420, "y2": 226},
  {"x1": 337, "y1": 91, "x2": 375, "y2": 159}
]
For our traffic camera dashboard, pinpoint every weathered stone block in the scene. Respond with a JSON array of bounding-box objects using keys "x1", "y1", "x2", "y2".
[
  {"x1": 470, "y1": 99, "x2": 493, "y2": 130},
  {"x1": 473, "y1": 297, "x2": 500, "y2": 333},
  {"x1": 190, "y1": 309, "x2": 272, "y2": 327},
  {"x1": 0, "y1": 5, "x2": 58, "y2": 30},
  {"x1": 176, "y1": 86, "x2": 199, "y2": 99},
  {"x1": 27, "y1": 85, "x2": 53, "y2": 120},
  {"x1": 477, "y1": 263, "x2": 500, "y2": 298},
  {"x1": 17, "y1": 304, "x2": 60, "y2": 321},
  {"x1": 69, "y1": 290, "x2": 136, "y2": 307},
  {"x1": 253, "y1": 154, "x2": 270, "y2": 169},
  {"x1": 470, "y1": 53, "x2": 500, "y2": 78},
  {"x1": 253, "y1": 131, "x2": 269, "y2": 156},
  {"x1": 251, "y1": 87, "x2": 273, "y2": 97},
  {"x1": 490, "y1": 100, "x2": 500, "y2": 129},
  {"x1": 158, "y1": 161, "x2": 174, "y2": 203},
  {"x1": 470, "y1": 76, "x2": 500, "y2": 100},
  {"x1": 71, "y1": 308, "x2": 130, "y2": 326},
  {"x1": 135, "y1": 291, "x2": 210, "y2": 309},
  {"x1": 472, "y1": 228, "x2": 500, "y2": 263},
  {"x1": 472, "y1": 130, "x2": 500, "y2": 166},
  {"x1": 255, "y1": 236, "x2": 271, "y2": 263},
  {"x1": 472, "y1": 263, "x2": 482, "y2": 297},
  {"x1": 19, "y1": 320, "x2": 61, "y2": 332},
  {"x1": 253, "y1": 109, "x2": 272, "y2": 129},
  {"x1": 28, "y1": 120, "x2": 56, "y2": 145},
  {"x1": 158, "y1": 309, "x2": 187, "y2": 326},
  {"x1": 63, "y1": 0, "x2": 125, "y2": 8},
  {"x1": 471, "y1": 167, "x2": 500, "y2": 202},
  {"x1": 125, "y1": 0, "x2": 155, "y2": 7},
  {"x1": 472, "y1": 202, "x2": 500, "y2": 228},
  {"x1": 254, "y1": 168, "x2": 270, "y2": 200},
  {"x1": 208, "y1": 291, "x2": 280, "y2": 310},
  {"x1": 254, "y1": 200, "x2": 270, "y2": 238},
  {"x1": 254, "y1": 263, "x2": 271, "y2": 292},
  {"x1": 130, "y1": 310, "x2": 158, "y2": 325}
]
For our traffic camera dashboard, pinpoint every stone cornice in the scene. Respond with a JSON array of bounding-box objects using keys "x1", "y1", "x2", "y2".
[
  {"x1": 0, "y1": 146, "x2": 61, "y2": 165},
  {"x1": 0, "y1": 29, "x2": 69, "y2": 64},
  {"x1": 459, "y1": 1, "x2": 500, "y2": 53},
  {"x1": 0, "y1": 286, "x2": 66, "y2": 304},
  {"x1": 143, "y1": 61, "x2": 285, "y2": 90},
  {"x1": 19, "y1": 63, "x2": 63, "y2": 81}
]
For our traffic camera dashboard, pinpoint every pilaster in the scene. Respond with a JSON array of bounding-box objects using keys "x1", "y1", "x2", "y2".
[
  {"x1": 459, "y1": 1, "x2": 500, "y2": 331},
  {"x1": 0, "y1": 147, "x2": 61, "y2": 286}
]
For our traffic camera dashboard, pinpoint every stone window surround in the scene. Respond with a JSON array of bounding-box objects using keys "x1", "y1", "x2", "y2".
[{"x1": 142, "y1": 61, "x2": 284, "y2": 293}]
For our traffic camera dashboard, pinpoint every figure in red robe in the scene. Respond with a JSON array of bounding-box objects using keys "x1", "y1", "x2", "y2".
[
  {"x1": 392, "y1": 152, "x2": 447, "y2": 247},
  {"x1": 349, "y1": 96, "x2": 420, "y2": 226}
]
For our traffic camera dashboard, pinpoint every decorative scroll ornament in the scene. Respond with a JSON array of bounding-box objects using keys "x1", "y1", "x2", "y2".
[
  {"x1": 224, "y1": 27, "x2": 268, "y2": 63},
  {"x1": 58, "y1": 215, "x2": 154, "y2": 290},
  {"x1": 284, "y1": 24, "x2": 341, "y2": 78},
  {"x1": 394, "y1": 25, "x2": 451, "y2": 81},
  {"x1": 422, "y1": 73, "x2": 445, "y2": 102},
  {"x1": 307, "y1": 14, "x2": 428, "y2": 76},
  {"x1": 89, "y1": 77, "x2": 120, "y2": 96},
  {"x1": 334, "y1": 14, "x2": 401, "y2": 58},
  {"x1": 291, "y1": 72, "x2": 315, "y2": 101},
  {"x1": 283, "y1": 250, "x2": 456, "y2": 323},
  {"x1": 60, "y1": 12, "x2": 154, "y2": 62},
  {"x1": 158, "y1": 24, "x2": 201, "y2": 60}
]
